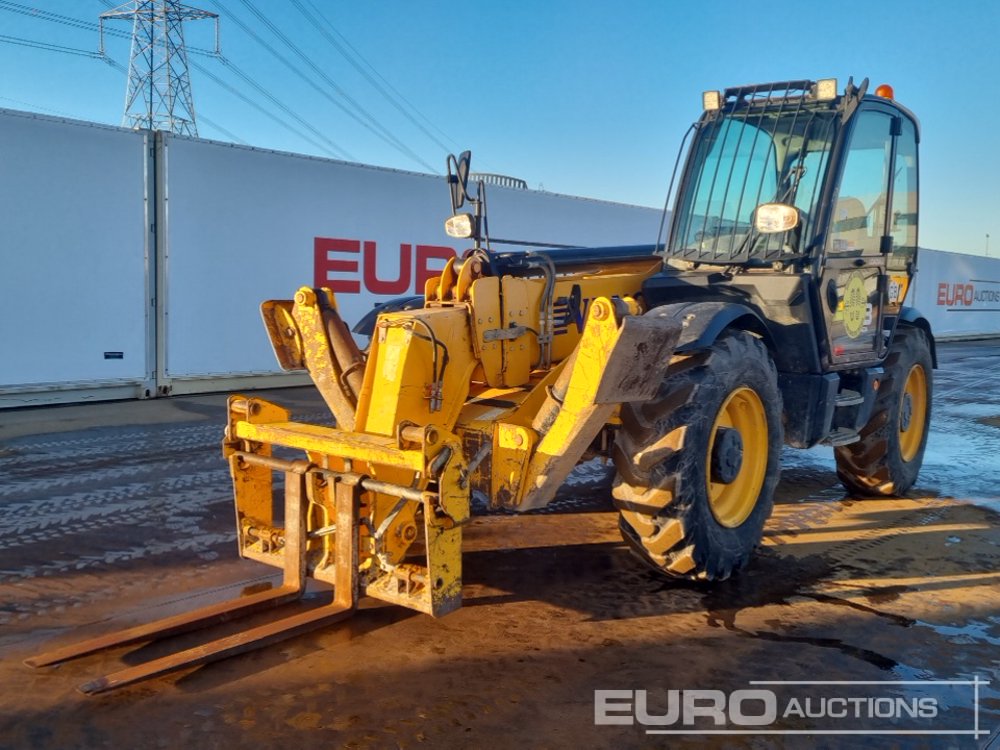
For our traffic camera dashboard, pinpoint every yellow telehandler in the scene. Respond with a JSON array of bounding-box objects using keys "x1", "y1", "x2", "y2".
[{"x1": 27, "y1": 77, "x2": 934, "y2": 693}]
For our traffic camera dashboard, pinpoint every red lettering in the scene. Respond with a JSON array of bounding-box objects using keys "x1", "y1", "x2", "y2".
[
  {"x1": 362, "y1": 241, "x2": 412, "y2": 295},
  {"x1": 943, "y1": 283, "x2": 977, "y2": 306},
  {"x1": 314, "y1": 237, "x2": 360, "y2": 293},
  {"x1": 415, "y1": 245, "x2": 458, "y2": 294},
  {"x1": 314, "y1": 237, "x2": 457, "y2": 295}
]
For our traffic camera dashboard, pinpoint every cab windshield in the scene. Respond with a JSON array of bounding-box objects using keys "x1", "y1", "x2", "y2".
[{"x1": 669, "y1": 106, "x2": 838, "y2": 263}]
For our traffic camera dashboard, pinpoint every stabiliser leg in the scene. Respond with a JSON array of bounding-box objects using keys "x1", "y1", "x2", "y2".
[{"x1": 26, "y1": 472, "x2": 360, "y2": 695}]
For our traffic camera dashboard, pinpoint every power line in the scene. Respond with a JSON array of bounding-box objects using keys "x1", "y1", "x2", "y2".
[
  {"x1": 0, "y1": 32, "x2": 105, "y2": 58},
  {"x1": 2, "y1": 1, "x2": 342, "y2": 156},
  {"x1": 0, "y1": 0, "x2": 215, "y2": 55},
  {"x1": 207, "y1": 0, "x2": 410, "y2": 164},
  {"x1": 193, "y1": 1, "x2": 360, "y2": 159},
  {"x1": 197, "y1": 113, "x2": 247, "y2": 145},
  {"x1": 190, "y1": 58, "x2": 344, "y2": 159},
  {"x1": 214, "y1": 54, "x2": 353, "y2": 159},
  {"x1": 220, "y1": 0, "x2": 436, "y2": 171},
  {"x1": 0, "y1": 0, "x2": 126, "y2": 38},
  {"x1": 73, "y1": 0, "x2": 439, "y2": 169},
  {"x1": 0, "y1": 37, "x2": 141, "y2": 120},
  {"x1": 294, "y1": 0, "x2": 455, "y2": 153},
  {"x1": 0, "y1": 94, "x2": 77, "y2": 118},
  {"x1": 236, "y1": 0, "x2": 427, "y2": 167},
  {"x1": 103, "y1": 55, "x2": 128, "y2": 74},
  {"x1": 0, "y1": 31, "x2": 128, "y2": 74},
  {"x1": 0, "y1": 30, "x2": 315, "y2": 154},
  {"x1": 303, "y1": 0, "x2": 454, "y2": 149}
]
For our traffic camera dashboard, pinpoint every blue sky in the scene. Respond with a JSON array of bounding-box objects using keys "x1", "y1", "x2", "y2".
[{"x1": 0, "y1": 0, "x2": 997, "y2": 255}]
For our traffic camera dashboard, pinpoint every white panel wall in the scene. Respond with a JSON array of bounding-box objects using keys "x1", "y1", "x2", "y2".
[
  {"x1": 0, "y1": 110, "x2": 149, "y2": 398},
  {"x1": 910, "y1": 248, "x2": 1000, "y2": 339},
  {"x1": 161, "y1": 135, "x2": 662, "y2": 381}
]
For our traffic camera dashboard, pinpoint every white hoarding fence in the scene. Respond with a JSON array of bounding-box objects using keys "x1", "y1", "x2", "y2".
[
  {"x1": 0, "y1": 109, "x2": 153, "y2": 407},
  {"x1": 0, "y1": 109, "x2": 663, "y2": 405},
  {"x1": 910, "y1": 248, "x2": 1000, "y2": 339},
  {"x1": 159, "y1": 133, "x2": 662, "y2": 392}
]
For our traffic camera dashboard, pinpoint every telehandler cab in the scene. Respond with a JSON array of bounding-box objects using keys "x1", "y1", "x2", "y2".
[{"x1": 28, "y1": 77, "x2": 934, "y2": 693}]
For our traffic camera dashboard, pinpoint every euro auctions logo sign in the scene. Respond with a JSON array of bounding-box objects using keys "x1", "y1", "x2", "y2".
[
  {"x1": 595, "y1": 678, "x2": 989, "y2": 738},
  {"x1": 936, "y1": 279, "x2": 1000, "y2": 308}
]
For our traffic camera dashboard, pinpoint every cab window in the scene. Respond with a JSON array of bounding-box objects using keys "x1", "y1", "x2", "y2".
[{"x1": 829, "y1": 111, "x2": 893, "y2": 257}]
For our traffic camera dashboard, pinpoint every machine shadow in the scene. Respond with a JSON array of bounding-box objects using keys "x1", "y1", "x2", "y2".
[{"x1": 460, "y1": 498, "x2": 1000, "y2": 625}]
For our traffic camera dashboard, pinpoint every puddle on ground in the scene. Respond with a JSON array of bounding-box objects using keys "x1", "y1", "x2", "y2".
[
  {"x1": 692, "y1": 551, "x2": 911, "y2": 671},
  {"x1": 914, "y1": 617, "x2": 1000, "y2": 648},
  {"x1": 887, "y1": 663, "x2": 991, "y2": 715}
]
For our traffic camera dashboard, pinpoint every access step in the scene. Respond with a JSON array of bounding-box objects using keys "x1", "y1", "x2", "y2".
[
  {"x1": 824, "y1": 428, "x2": 861, "y2": 446},
  {"x1": 835, "y1": 389, "x2": 864, "y2": 407}
]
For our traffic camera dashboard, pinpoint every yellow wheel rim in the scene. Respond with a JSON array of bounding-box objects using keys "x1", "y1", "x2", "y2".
[
  {"x1": 898, "y1": 364, "x2": 928, "y2": 462},
  {"x1": 706, "y1": 386, "x2": 768, "y2": 528}
]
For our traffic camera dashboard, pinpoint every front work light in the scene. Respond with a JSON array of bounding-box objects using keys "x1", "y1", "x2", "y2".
[
  {"x1": 814, "y1": 78, "x2": 838, "y2": 101},
  {"x1": 702, "y1": 90, "x2": 722, "y2": 111},
  {"x1": 445, "y1": 213, "x2": 476, "y2": 239},
  {"x1": 755, "y1": 203, "x2": 800, "y2": 233}
]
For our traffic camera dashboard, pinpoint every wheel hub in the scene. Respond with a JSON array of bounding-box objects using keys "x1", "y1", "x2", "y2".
[
  {"x1": 900, "y1": 392, "x2": 913, "y2": 432},
  {"x1": 711, "y1": 426, "x2": 743, "y2": 484},
  {"x1": 706, "y1": 385, "x2": 768, "y2": 529}
]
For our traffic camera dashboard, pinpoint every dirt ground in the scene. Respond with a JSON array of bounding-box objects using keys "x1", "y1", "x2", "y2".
[{"x1": 0, "y1": 341, "x2": 998, "y2": 749}]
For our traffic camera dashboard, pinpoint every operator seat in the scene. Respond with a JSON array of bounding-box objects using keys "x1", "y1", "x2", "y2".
[{"x1": 830, "y1": 196, "x2": 870, "y2": 255}]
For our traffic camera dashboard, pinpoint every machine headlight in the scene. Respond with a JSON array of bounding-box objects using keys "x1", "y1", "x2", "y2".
[
  {"x1": 754, "y1": 203, "x2": 800, "y2": 233},
  {"x1": 444, "y1": 213, "x2": 476, "y2": 239}
]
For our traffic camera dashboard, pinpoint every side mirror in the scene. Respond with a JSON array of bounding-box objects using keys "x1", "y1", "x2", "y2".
[
  {"x1": 448, "y1": 150, "x2": 472, "y2": 213},
  {"x1": 754, "y1": 203, "x2": 800, "y2": 233}
]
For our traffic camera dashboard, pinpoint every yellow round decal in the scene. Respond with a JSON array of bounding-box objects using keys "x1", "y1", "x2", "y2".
[{"x1": 843, "y1": 272, "x2": 867, "y2": 339}]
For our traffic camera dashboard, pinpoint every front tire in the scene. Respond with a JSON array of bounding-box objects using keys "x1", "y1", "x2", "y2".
[
  {"x1": 612, "y1": 330, "x2": 783, "y2": 581},
  {"x1": 835, "y1": 326, "x2": 933, "y2": 496}
]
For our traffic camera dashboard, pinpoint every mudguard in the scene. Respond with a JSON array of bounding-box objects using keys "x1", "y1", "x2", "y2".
[
  {"x1": 645, "y1": 300, "x2": 771, "y2": 352},
  {"x1": 898, "y1": 306, "x2": 937, "y2": 367}
]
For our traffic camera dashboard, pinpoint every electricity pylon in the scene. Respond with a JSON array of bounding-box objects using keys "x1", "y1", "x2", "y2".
[{"x1": 100, "y1": 1, "x2": 218, "y2": 136}]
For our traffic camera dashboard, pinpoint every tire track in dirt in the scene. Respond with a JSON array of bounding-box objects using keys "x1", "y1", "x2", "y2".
[
  {"x1": 0, "y1": 469, "x2": 231, "y2": 533},
  {"x1": 0, "y1": 480, "x2": 232, "y2": 552},
  {"x1": 0, "y1": 450, "x2": 220, "y2": 500},
  {"x1": 0, "y1": 410, "x2": 331, "y2": 475}
]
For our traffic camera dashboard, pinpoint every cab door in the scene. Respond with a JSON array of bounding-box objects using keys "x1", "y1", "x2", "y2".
[{"x1": 820, "y1": 108, "x2": 897, "y2": 366}]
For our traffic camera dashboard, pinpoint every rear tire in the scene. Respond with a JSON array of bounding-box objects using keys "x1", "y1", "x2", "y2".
[
  {"x1": 835, "y1": 326, "x2": 933, "y2": 496},
  {"x1": 612, "y1": 330, "x2": 782, "y2": 581}
]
